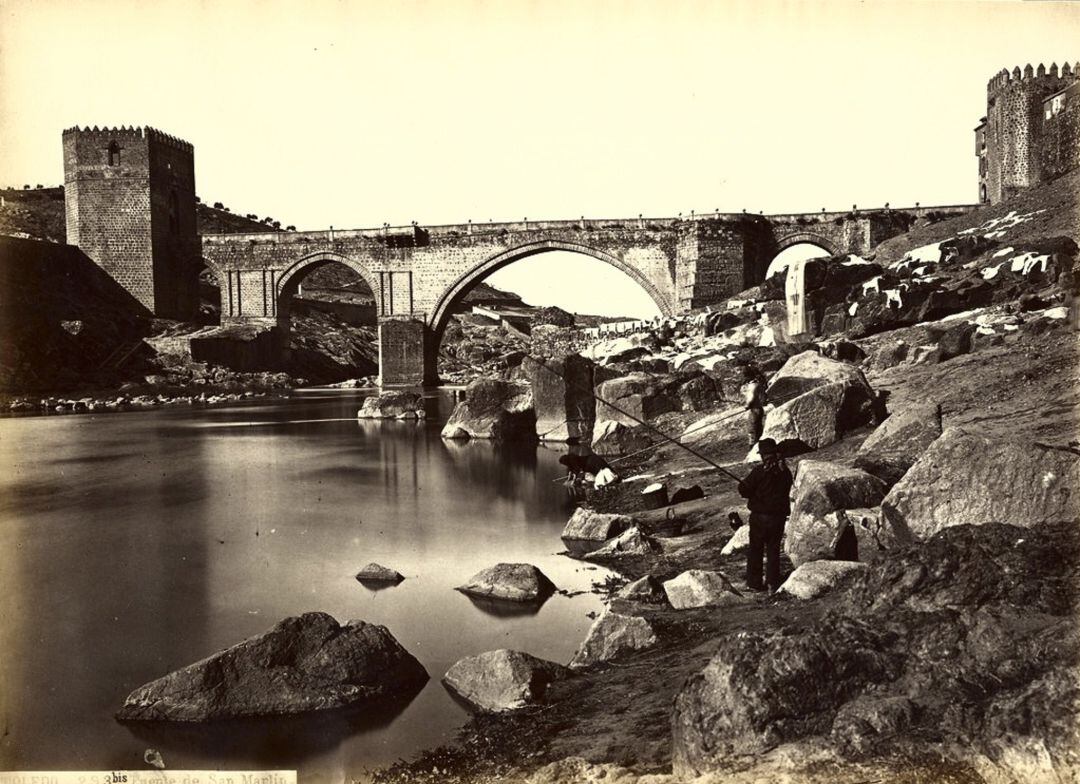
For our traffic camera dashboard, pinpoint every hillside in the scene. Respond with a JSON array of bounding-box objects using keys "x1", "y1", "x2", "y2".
[{"x1": 0, "y1": 185, "x2": 281, "y2": 242}]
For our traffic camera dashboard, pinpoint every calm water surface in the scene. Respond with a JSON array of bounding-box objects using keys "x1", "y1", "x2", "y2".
[{"x1": 0, "y1": 390, "x2": 610, "y2": 781}]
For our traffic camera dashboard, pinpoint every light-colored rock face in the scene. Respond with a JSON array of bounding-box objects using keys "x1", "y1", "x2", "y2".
[
  {"x1": 584, "y1": 527, "x2": 654, "y2": 559},
  {"x1": 767, "y1": 351, "x2": 871, "y2": 407},
  {"x1": 357, "y1": 391, "x2": 424, "y2": 419},
  {"x1": 882, "y1": 428, "x2": 1080, "y2": 542},
  {"x1": 758, "y1": 379, "x2": 873, "y2": 452},
  {"x1": 355, "y1": 562, "x2": 404, "y2": 583},
  {"x1": 663, "y1": 569, "x2": 744, "y2": 610},
  {"x1": 456, "y1": 563, "x2": 557, "y2": 602},
  {"x1": 779, "y1": 560, "x2": 869, "y2": 600},
  {"x1": 854, "y1": 402, "x2": 942, "y2": 487},
  {"x1": 440, "y1": 379, "x2": 535, "y2": 440},
  {"x1": 721, "y1": 524, "x2": 751, "y2": 555},
  {"x1": 569, "y1": 610, "x2": 658, "y2": 669},
  {"x1": 562, "y1": 507, "x2": 632, "y2": 542},
  {"x1": 591, "y1": 419, "x2": 652, "y2": 456},
  {"x1": 116, "y1": 613, "x2": 428, "y2": 721},
  {"x1": 527, "y1": 355, "x2": 596, "y2": 443},
  {"x1": 785, "y1": 462, "x2": 888, "y2": 567},
  {"x1": 442, "y1": 649, "x2": 567, "y2": 712},
  {"x1": 822, "y1": 507, "x2": 895, "y2": 559},
  {"x1": 594, "y1": 373, "x2": 677, "y2": 426}
]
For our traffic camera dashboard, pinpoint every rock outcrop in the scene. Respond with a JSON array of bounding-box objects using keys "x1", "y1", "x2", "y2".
[
  {"x1": 882, "y1": 428, "x2": 1080, "y2": 541},
  {"x1": 614, "y1": 575, "x2": 667, "y2": 603},
  {"x1": 357, "y1": 391, "x2": 425, "y2": 419},
  {"x1": 584, "y1": 527, "x2": 655, "y2": 559},
  {"x1": 853, "y1": 401, "x2": 942, "y2": 486},
  {"x1": 785, "y1": 461, "x2": 888, "y2": 566},
  {"x1": 663, "y1": 570, "x2": 744, "y2": 610},
  {"x1": 590, "y1": 420, "x2": 652, "y2": 457},
  {"x1": 442, "y1": 649, "x2": 567, "y2": 712},
  {"x1": 527, "y1": 354, "x2": 596, "y2": 443},
  {"x1": 116, "y1": 612, "x2": 427, "y2": 721},
  {"x1": 594, "y1": 373, "x2": 678, "y2": 426},
  {"x1": 672, "y1": 522, "x2": 1080, "y2": 782},
  {"x1": 569, "y1": 610, "x2": 658, "y2": 669},
  {"x1": 441, "y1": 379, "x2": 536, "y2": 440},
  {"x1": 456, "y1": 563, "x2": 557, "y2": 603},
  {"x1": 756, "y1": 380, "x2": 875, "y2": 453}
]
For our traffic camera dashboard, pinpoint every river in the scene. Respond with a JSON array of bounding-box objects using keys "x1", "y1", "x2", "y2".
[{"x1": 0, "y1": 390, "x2": 611, "y2": 782}]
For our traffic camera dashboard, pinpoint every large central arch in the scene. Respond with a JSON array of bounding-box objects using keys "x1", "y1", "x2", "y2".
[
  {"x1": 427, "y1": 239, "x2": 675, "y2": 335},
  {"x1": 274, "y1": 250, "x2": 381, "y2": 307}
]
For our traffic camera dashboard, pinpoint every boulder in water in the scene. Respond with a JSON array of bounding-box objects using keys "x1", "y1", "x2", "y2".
[
  {"x1": 357, "y1": 391, "x2": 424, "y2": 419},
  {"x1": 355, "y1": 563, "x2": 405, "y2": 584},
  {"x1": 116, "y1": 612, "x2": 428, "y2": 721},
  {"x1": 442, "y1": 649, "x2": 568, "y2": 712},
  {"x1": 440, "y1": 379, "x2": 536, "y2": 441},
  {"x1": 569, "y1": 609, "x2": 658, "y2": 669},
  {"x1": 456, "y1": 563, "x2": 557, "y2": 603}
]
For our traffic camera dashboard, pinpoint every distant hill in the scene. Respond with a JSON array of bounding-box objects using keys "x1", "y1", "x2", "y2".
[{"x1": 0, "y1": 185, "x2": 282, "y2": 243}]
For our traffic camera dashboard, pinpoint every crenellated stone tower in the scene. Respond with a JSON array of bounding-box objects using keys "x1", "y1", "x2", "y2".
[
  {"x1": 976, "y1": 62, "x2": 1080, "y2": 205},
  {"x1": 62, "y1": 126, "x2": 199, "y2": 318}
]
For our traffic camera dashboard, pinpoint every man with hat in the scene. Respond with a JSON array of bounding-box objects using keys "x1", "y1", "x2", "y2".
[{"x1": 737, "y1": 437, "x2": 793, "y2": 592}]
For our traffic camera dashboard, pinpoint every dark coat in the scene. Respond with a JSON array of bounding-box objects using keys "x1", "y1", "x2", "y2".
[{"x1": 737, "y1": 459, "x2": 794, "y2": 516}]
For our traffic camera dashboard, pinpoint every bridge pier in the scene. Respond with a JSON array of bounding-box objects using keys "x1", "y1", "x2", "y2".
[{"x1": 378, "y1": 316, "x2": 438, "y2": 387}]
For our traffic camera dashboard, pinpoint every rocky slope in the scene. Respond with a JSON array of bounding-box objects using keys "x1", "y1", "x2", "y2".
[{"x1": 374, "y1": 170, "x2": 1080, "y2": 784}]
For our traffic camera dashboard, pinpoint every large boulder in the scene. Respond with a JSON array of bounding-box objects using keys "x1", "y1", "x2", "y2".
[
  {"x1": 442, "y1": 649, "x2": 568, "y2": 712},
  {"x1": 561, "y1": 507, "x2": 632, "y2": 542},
  {"x1": 441, "y1": 379, "x2": 536, "y2": 440},
  {"x1": 663, "y1": 570, "x2": 744, "y2": 610},
  {"x1": 590, "y1": 419, "x2": 652, "y2": 457},
  {"x1": 526, "y1": 354, "x2": 596, "y2": 443},
  {"x1": 778, "y1": 561, "x2": 869, "y2": 600},
  {"x1": 757, "y1": 379, "x2": 874, "y2": 453},
  {"x1": 568, "y1": 609, "x2": 658, "y2": 669},
  {"x1": 355, "y1": 563, "x2": 405, "y2": 583},
  {"x1": 766, "y1": 351, "x2": 872, "y2": 407},
  {"x1": 357, "y1": 391, "x2": 425, "y2": 419},
  {"x1": 583, "y1": 527, "x2": 656, "y2": 559},
  {"x1": 785, "y1": 461, "x2": 888, "y2": 567},
  {"x1": 882, "y1": 428, "x2": 1080, "y2": 542},
  {"x1": 853, "y1": 402, "x2": 942, "y2": 486},
  {"x1": 594, "y1": 373, "x2": 678, "y2": 426},
  {"x1": 456, "y1": 563, "x2": 557, "y2": 603},
  {"x1": 116, "y1": 612, "x2": 428, "y2": 721}
]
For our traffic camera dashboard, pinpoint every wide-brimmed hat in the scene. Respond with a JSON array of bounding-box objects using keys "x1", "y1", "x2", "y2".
[{"x1": 758, "y1": 437, "x2": 779, "y2": 455}]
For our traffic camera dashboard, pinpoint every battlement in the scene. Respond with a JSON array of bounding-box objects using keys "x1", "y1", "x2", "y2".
[
  {"x1": 62, "y1": 125, "x2": 193, "y2": 153},
  {"x1": 987, "y1": 62, "x2": 1078, "y2": 93}
]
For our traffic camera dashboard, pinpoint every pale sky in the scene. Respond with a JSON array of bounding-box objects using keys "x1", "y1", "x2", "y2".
[{"x1": 2, "y1": 0, "x2": 1078, "y2": 317}]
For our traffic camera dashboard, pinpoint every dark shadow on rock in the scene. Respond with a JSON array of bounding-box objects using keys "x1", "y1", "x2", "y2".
[{"x1": 119, "y1": 684, "x2": 423, "y2": 764}]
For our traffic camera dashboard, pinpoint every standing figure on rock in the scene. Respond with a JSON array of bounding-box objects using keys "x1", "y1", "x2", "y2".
[
  {"x1": 741, "y1": 364, "x2": 767, "y2": 448},
  {"x1": 737, "y1": 438, "x2": 793, "y2": 593}
]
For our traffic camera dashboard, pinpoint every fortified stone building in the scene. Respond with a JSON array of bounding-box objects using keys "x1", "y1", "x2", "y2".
[
  {"x1": 976, "y1": 62, "x2": 1080, "y2": 204},
  {"x1": 63, "y1": 126, "x2": 200, "y2": 318}
]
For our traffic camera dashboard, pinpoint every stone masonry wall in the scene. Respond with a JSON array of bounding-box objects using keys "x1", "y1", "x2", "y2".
[{"x1": 1040, "y1": 81, "x2": 1080, "y2": 181}]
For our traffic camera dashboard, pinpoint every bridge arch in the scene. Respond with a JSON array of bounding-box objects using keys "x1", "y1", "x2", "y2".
[
  {"x1": 273, "y1": 250, "x2": 381, "y2": 307},
  {"x1": 427, "y1": 239, "x2": 675, "y2": 335},
  {"x1": 772, "y1": 231, "x2": 842, "y2": 258}
]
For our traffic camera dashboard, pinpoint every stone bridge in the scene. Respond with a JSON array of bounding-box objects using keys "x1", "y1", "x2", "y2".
[{"x1": 201, "y1": 205, "x2": 974, "y2": 385}]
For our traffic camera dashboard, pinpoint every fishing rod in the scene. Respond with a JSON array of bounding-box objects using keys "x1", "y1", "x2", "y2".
[{"x1": 525, "y1": 355, "x2": 746, "y2": 484}]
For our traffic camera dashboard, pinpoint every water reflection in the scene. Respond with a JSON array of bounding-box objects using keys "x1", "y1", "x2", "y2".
[{"x1": 0, "y1": 390, "x2": 610, "y2": 780}]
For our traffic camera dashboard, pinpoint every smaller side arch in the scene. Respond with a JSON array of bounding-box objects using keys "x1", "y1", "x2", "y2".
[
  {"x1": 273, "y1": 250, "x2": 382, "y2": 310},
  {"x1": 772, "y1": 232, "x2": 842, "y2": 257}
]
